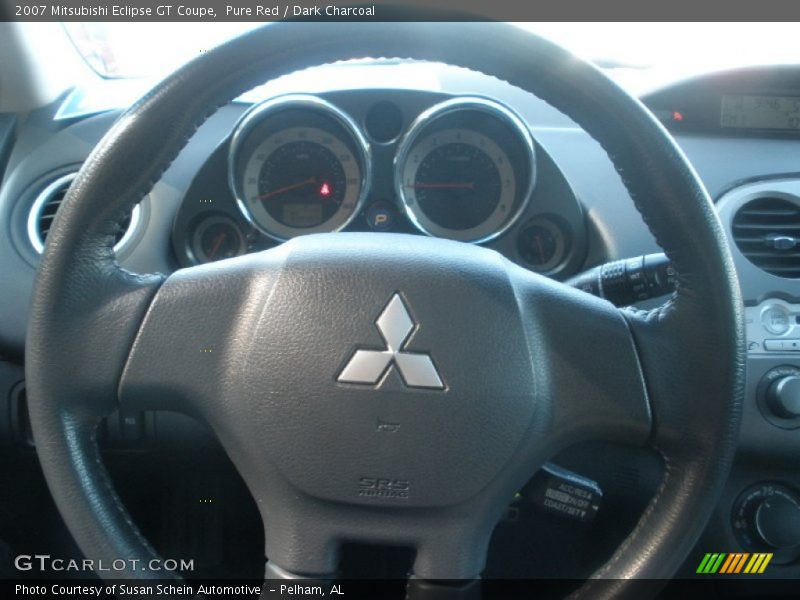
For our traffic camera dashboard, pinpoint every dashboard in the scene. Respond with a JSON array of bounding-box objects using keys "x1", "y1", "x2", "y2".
[{"x1": 2, "y1": 60, "x2": 800, "y2": 580}]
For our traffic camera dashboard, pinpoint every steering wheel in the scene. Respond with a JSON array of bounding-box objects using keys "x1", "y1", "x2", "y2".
[{"x1": 25, "y1": 22, "x2": 744, "y2": 597}]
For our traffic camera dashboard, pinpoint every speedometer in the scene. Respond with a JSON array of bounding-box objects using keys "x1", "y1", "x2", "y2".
[
  {"x1": 395, "y1": 97, "x2": 535, "y2": 243},
  {"x1": 229, "y1": 95, "x2": 370, "y2": 241},
  {"x1": 401, "y1": 129, "x2": 515, "y2": 235}
]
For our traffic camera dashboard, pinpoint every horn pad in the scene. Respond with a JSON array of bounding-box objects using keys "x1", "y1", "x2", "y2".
[{"x1": 234, "y1": 233, "x2": 538, "y2": 508}]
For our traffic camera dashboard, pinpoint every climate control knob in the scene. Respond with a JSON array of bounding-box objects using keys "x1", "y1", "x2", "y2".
[
  {"x1": 755, "y1": 493, "x2": 800, "y2": 549},
  {"x1": 733, "y1": 483, "x2": 800, "y2": 564}
]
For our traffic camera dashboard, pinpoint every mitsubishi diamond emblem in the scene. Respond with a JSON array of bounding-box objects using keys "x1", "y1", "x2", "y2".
[{"x1": 337, "y1": 294, "x2": 444, "y2": 389}]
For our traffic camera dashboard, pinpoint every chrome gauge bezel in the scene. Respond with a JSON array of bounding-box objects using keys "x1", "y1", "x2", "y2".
[
  {"x1": 393, "y1": 97, "x2": 536, "y2": 244},
  {"x1": 228, "y1": 94, "x2": 372, "y2": 242}
]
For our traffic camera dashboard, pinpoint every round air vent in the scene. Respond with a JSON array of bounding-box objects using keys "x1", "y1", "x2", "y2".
[
  {"x1": 732, "y1": 196, "x2": 800, "y2": 278},
  {"x1": 27, "y1": 173, "x2": 140, "y2": 254}
]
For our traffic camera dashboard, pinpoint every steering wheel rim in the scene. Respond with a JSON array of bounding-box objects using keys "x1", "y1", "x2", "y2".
[{"x1": 25, "y1": 22, "x2": 744, "y2": 596}]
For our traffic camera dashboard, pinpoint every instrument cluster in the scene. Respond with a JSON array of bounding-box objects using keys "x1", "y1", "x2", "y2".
[{"x1": 173, "y1": 90, "x2": 586, "y2": 277}]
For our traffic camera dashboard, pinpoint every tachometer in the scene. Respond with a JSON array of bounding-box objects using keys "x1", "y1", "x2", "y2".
[
  {"x1": 229, "y1": 95, "x2": 370, "y2": 241},
  {"x1": 395, "y1": 97, "x2": 535, "y2": 243},
  {"x1": 243, "y1": 127, "x2": 356, "y2": 234}
]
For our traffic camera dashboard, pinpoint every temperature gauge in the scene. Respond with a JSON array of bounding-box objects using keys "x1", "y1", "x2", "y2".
[
  {"x1": 190, "y1": 215, "x2": 247, "y2": 264},
  {"x1": 517, "y1": 217, "x2": 569, "y2": 273}
]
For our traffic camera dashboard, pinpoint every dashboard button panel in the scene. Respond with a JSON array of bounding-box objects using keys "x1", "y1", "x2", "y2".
[
  {"x1": 746, "y1": 300, "x2": 800, "y2": 354},
  {"x1": 764, "y1": 339, "x2": 800, "y2": 352}
]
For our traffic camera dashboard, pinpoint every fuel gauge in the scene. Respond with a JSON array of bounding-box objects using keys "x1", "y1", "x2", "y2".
[
  {"x1": 190, "y1": 215, "x2": 247, "y2": 264},
  {"x1": 517, "y1": 217, "x2": 569, "y2": 273}
]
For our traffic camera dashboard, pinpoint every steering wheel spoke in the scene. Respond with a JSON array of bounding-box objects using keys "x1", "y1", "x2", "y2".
[
  {"x1": 27, "y1": 263, "x2": 163, "y2": 419},
  {"x1": 512, "y1": 272, "x2": 652, "y2": 452},
  {"x1": 118, "y1": 252, "x2": 285, "y2": 416}
]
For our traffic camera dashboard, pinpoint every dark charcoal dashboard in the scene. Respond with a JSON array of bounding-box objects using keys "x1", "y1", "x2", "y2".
[{"x1": 1, "y1": 61, "x2": 800, "y2": 582}]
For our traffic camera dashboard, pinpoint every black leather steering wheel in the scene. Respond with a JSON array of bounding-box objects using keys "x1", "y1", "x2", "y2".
[{"x1": 25, "y1": 22, "x2": 744, "y2": 597}]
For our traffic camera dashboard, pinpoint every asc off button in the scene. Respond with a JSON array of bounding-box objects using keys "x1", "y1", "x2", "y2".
[
  {"x1": 764, "y1": 339, "x2": 800, "y2": 352},
  {"x1": 761, "y1": 305, "x2": 791, "y2": 335}
]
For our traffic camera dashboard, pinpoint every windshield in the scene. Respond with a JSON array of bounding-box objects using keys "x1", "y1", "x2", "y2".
[{"x1": 64, "y1": 22, "x2": 800, "y2": 84}]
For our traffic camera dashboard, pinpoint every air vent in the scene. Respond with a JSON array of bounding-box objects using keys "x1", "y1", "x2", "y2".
[
  {"x1": 27, "y1": 173, "x2": 140, "y2": 254},
  {"x1": 732, "y1": 196, "x2": 800, "y2": 278}
]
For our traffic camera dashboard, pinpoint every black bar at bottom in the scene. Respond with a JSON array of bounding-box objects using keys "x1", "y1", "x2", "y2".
[{"x1": 4, "y1": 578, "x2": 799, "y2": 600}]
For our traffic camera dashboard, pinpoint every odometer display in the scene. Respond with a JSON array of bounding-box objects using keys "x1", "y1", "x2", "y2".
[{"x1": 281, "y1": 201, "x2": 324, "y2": 228}]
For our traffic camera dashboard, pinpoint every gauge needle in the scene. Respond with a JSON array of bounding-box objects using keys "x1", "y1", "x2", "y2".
[
  {"x1": 207, "y1": 232, "x2": 227, "y2": 261},
  {"x1": 258, "y1": 177, "x2": 317, "y2": 201},
  {"x1": 406, "y1": 182, "x2": 475, "y2": 190},
  {"x1": 534, "y1": 234, "x2": 545, "y2": 262}
]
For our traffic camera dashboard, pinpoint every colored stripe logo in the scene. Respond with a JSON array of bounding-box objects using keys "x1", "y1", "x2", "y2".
[{"x1": 697, "y1": 553, "x2": 773, "y2": 574}]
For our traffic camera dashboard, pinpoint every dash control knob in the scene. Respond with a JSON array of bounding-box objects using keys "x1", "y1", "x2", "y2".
[
  {"x1": 755, "y1": 493, "x2": 800, "y2": 549},
  {"x1": 767, "y1": 375, "x2": 800, "y2": 418},
  {"x1": 757, "y1": 366, "x2": 800, "y2": 429},
  {"x1": 732, "y1": 483, "x2": 800, "y2": 564}
]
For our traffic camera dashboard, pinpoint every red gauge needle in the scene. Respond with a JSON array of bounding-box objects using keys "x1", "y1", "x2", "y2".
[
  {"x1": 405, "y1": 182, "x2": 476, "y2": 190},
  {"x1": 258, "y1": 177, "x2": 316, "y2": 201},
  {"x1": 207, "y1": 232, "x2": 227, "y2": 261}
]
